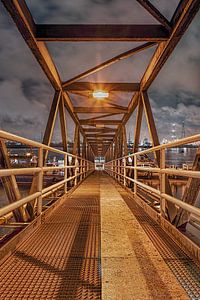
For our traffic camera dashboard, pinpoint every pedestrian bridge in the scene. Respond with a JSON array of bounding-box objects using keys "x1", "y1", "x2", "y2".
[
  {"x1": 0, "y1": 130, "x2": 200, "y2": 299},
  {"x1": 0, "y1": 1, "x2": 200, "y2": 299}
]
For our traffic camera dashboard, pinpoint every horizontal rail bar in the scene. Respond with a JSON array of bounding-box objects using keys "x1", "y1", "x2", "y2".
[
  {"x1": 106, "y1": 133, "x2": 200, "y2": 163},
  {"x1": 161, "y1": 168, "x2": 200, "y2": 178},
  {"x1": 105, "y1": 168, "x2": 200, "y2": 219},
  {"x1": 42, "y1": 165, "x2": 76, "y2": 171},
  {"x1": 42, "y1": 169, "x2": 91, "y2": 194},
  {"x1": 0, "y1": 130, "x2": 89, "y2": 161},
  {"x1": 162, "y1": 193, "x2": 200, "y2": 219},
  {"x1": 0, "y1": 167, "x2": 41, "y2": 177},
  {"x1": 0, "y1": 192, "x2": 41, "y2": 218}
]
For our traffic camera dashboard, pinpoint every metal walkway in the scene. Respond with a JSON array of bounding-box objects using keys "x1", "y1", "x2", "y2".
[{"x1": 0, "y1": 172, "x2": 199, "y2": 299}]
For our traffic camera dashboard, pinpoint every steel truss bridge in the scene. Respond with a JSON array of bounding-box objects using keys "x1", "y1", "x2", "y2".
[{"x1": 0, "y1": 1, "x2": 200, "y2": 299}]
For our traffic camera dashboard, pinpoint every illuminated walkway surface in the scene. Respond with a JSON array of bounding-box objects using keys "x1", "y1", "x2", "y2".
[{"x1": 1, "y1": 172, "x2": 200, "y2": 299}]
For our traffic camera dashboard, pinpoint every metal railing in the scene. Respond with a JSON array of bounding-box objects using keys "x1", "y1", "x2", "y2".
[
  {"x1": 0, "y1": 130, "x2": 94, "y2": 219},
  {"x1": 105, "y1": 134, "x2": 200, "y2": 223}
]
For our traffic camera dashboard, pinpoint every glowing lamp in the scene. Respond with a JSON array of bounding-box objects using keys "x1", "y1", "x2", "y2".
[{"x1": 92, "y1": 90, "x2": 109, "y2": 99}]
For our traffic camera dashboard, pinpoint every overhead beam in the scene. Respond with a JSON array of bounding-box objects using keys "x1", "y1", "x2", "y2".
[
  {"x1": 136, "y1": 0, "x2": 171, "y2": 31},
  {"x1": 1, "y1": 0, "x2": 61, "y2": 90},
  {"x1": 62, "y1": 42, "x2": 155, "y2": 87},
  {"x1": 65, "y1": 82, "x2": 140, "y2": 92},
  {"x1": 74, "y1": 107, "x2": 128, "y2": 114},
  {"x1": 84, "y1": 113, "x2": 122, "y2": 122},
  {"x1": 86, "y1": 134, "x2": 115, "y2": 138},
  {"x1": 80, "y1": 120, "x2": 121, "y2": 125},
  {"x1": 36, "y1": 24, "x2": 169, "y2": 41},
  {"x1": 140, "y1": 0, "x2": 200, "y2": 90},
  {"x1": 83, "y1": 128, "x2": 117, "y2": 133}
]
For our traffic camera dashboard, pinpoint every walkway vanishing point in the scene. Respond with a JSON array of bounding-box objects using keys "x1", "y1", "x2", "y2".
[
  {"x1": 0, "y1": 171, "x2": 199, "y2": 300},
  {"x1": 0, "y1": 1, "x2": 200, "y2": 300}
]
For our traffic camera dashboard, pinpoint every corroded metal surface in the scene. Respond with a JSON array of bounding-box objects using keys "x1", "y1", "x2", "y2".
[
  {"x1": 116, "y1": 183, "x2": 200, "y2": 300},
  {"x1": 0, "y1": 176, "x2": 101, "y2": 299}
]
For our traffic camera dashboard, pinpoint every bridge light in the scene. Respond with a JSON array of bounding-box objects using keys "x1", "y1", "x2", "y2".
[{"x1": 92, "y1": 90, "x2": 109, "y2": 99}]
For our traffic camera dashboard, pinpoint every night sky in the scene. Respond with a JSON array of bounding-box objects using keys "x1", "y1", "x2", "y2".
[{"x1": 0, "y1": 1, "x2": 199, "y2": 143}]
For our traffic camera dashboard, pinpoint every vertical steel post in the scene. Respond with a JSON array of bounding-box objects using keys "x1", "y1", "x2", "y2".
[
  {"x1": 80, "y1": 158, "x2": 83, "y2": 181},
  {"x1": 160, "y1": 148, "x2": 166, "y2": 218},
  {"x1": 123, "y1": 158, "x2": 126, "y2": 187},
  {"x1": 75, "y1": 158, "x2": 78, "y2": 186},
  {"x1": 37, "y1": 147, "x2": 43, "y2": 215},
  {"x1": 64, "y1": 154, "x2": 67, "y2": 193},
  {"x1": 134, "y1": 155, "x2": 137, "y2": 195}
]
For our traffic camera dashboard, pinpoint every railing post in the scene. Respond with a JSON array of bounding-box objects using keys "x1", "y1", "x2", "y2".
[
  {"x1": 64, "y1": 154, "x2": 67, "y2": 193},
  {"x1": 134, "y1": 155, "x2": 137, "y2": 195},
  {"x1": 37, "y1": 147, "x2": 43, "y2": 215},
  {"x1": 83, "y1": 159, "x2": 85, "y2": 179},
  {"x1": 118, "y1": 159, "x2": 120, "y2": 182},
  {"x1": 111, "y1": 161, "x2": 113, "y2": 177},
  {"x1": 75, "y1": 158, "x2": 78, "y2": 186},
  {"x1": 123, "y1": 158, "x2": 126, "y2": 187},
  {"x1": 160, "y1": 148, "x2": 166, "y2": 218}
]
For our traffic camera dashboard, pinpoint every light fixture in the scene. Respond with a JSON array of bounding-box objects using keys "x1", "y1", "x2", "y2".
[{"x1": 92, "y1": 90, "x2": 109, "y2": 99}]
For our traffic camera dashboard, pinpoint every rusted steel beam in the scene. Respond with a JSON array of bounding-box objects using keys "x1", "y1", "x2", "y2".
[
  {"x1": 80, "y1": 120, "x2": 121, "y2": 125},
  {"x1": 59, "y1": 94, "x2": 68, "y2": 152},
  {"x1": 1, "y1": 0, "x2": 61, "y2": 90},
  {"x1": 0, "y1": 141, "x2": 28, "y2": 222},
  {"x1": 36, "y1": 24, "x2": 169, "y2": 42},
  {"x1": 175, "y1": 146, "x2": 200, "y2": 229},
  {"x1": 136, "y1": 0, "x2": 171, "y2": 31},
  {"x1": 140, "y1": 0, "x2": 200, "y2": 90},
  {"x1": 84, "y1": 128, "x2": 117, "y2": 133},
  {"x1": 86, "y1": 134, "x2": 115, "y2": 138},
  {"x1": 84, "y1": 113, "x2": 122, "y2": 122},
  {"x1": 62, "y1": 42, "x2": 155, "y2": 87},
  {"x1": 133, "y1": 95, "x2": 143, "y2": 153},
  {"x1": 1, "y1": 0, "x2": 91, "y2": 155},
  {"x1": 65, "y1": 82, "x2": 140, "y2": 92},
  {"x1": 74, "y1": 107, "x2": 128, "y2": 114},
  {"x1": 43, "y1": 91, "x2": 61, "y2": 147},
  {"x1": 141, "y1": 91, "x2": 177, "y2": 223}
]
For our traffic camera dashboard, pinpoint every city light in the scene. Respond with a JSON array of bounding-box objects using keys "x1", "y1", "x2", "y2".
[{"x1": 92, "y1": 90, "x2": 109, "y2": 99}]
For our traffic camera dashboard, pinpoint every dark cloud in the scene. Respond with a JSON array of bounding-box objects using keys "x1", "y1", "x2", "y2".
[{"x1": 0, "y1": 1, "x2": 199, "y2": 142}]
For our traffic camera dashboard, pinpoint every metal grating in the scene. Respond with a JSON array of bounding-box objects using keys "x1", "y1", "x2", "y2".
[
  {"x1": 0, "y1": 190, "x2": 101, "y2": 299},
  {"x1": 116, "y1": 184, "x2": 200, "y2": 300}
]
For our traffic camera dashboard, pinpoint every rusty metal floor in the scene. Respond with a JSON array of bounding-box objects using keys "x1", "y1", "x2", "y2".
[
  {"x1": 0, "y1": 172, "x2": 200, "y2": 299},
  {"x1": 0, "y1": 175, "x2": 101, "y2": 300}
]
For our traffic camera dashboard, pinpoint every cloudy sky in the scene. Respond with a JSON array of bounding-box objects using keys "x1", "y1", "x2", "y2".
[{"x1": 0, "y1": 0, "x2": 199, "y2": 143}]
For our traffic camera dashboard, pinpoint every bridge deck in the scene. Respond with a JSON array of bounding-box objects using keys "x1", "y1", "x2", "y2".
[{"x1": 1, "y1": 172, "x2": 199, "y2": 299}]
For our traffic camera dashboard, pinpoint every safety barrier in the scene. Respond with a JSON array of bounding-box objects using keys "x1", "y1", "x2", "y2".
[
  {"x1": 0, "y1": 130, "x2": 94, "y2": 219},
  {"x1": 105, "y1": 133, "x2": 200, "y2": 223}
]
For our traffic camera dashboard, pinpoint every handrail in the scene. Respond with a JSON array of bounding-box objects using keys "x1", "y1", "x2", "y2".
[
  {"x1": 107, "y1": 133, "x2": 200, "y2": 162},
  {"x1": 105, "y1": 133, "x2": 200, "y2": 225},
  {"x1": 0, "y1": 130, "x2": 94, "y2": 219},
  {"x1": 0, "y1": 130, "x2": 87, "y2": 161}
]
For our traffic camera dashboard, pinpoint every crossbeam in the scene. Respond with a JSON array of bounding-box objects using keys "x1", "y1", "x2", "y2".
[
  {"x1": 83, "y1": 128, "x2": 117, "y2": 133},
  {"x1": 74, "y1": 107, "x2": 128, "y2": 114},
  {"x1": 62, "y1": 42, "x2": 155, "y2": 87},
  {"x1": 36, "y1": 24, "x2": 169, "y2": 41},
  {"x1": 80, "y1": 120, "x2": 121, "y2": 125},
  {"x1": 65, "y1": 82, "x2": 140, "y2": 92},
  {"x1": 140, "y1": 0, "x2": 200, "y2": 90},
  {"x1": 86, "y1": 134, "x2": 115, "y2": 138}
]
